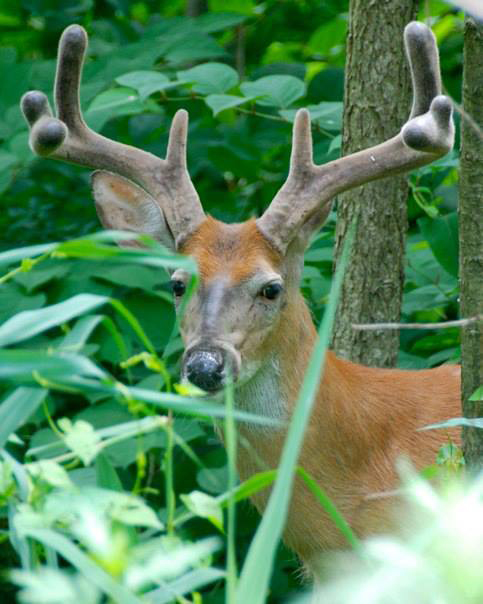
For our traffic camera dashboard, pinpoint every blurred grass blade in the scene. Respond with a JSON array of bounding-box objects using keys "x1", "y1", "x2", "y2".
[
  {"x1": 58, "y1": 376, "x2": 283, "y2": 426},
  {"x1": 58, "y1": 315, "x2": 104, "y2": 351},
  {"x1": 296, "y1": 466, "x2": 360, "y2": 549},
  {"x1": 146, "y1": 568, "x2": 226, "y2": 604},
  {"x1": 236, "y1": 224, "x2": 354, "y2": 604},
  {"x1": 0, "y1": 294, "x2": 108, "y2": 347},
  {"x1": 0, "y1": 243, "x2": 57, "y2": 268},
  {"x1": 0, "y1": 350, "x2": 106, "y2": 380},
  {"x1": 22, "y1": 528, "x2": 143, "y2": 604},
  {"x1": 0, "y1": 387, "x2": 47, "y2": 449}
]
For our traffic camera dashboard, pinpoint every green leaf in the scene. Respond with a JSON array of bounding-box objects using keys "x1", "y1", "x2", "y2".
[
  {"x1": 204, "y1": 94, "x2": 254, "y2": 116},
  {"x1": 177, "y1": 63, "x2": 239, "y2": 94},
  {"x1": 306, "y1": 18, "x2": 347, "y2": 57},
  {"x1": 95, "y1": 453, "x2": 123, "y2": 491},
  {"x1": 240, "y1": 75, "x2": 305, "y2": 108},
  {"x1": 0, "y1": 350, "x2": 106, "y2": 380},
  {"x1": 418, "y1": 212, "x2": 459, "y2": 277},
  {"x1": 86, "y1": 88, "x2": 152, "y2": 131},
  {"x1": 0, "y1": 243, "x2": 57, "y2": 268},
  {"x1": 0, "y1": 387, "x2": 47, "y2": 449},
  {"x1": 58, "y1": 418, "x2": 101, "y2": 466},
  {"x1": 470, "y1": 386, "x2": 483, "y2": 401},
  {"x1": 115, "y1": 71, "x2": 171, "y2": 100},
  {"x1": 196, "y1": 12, "x2": 247, "y2": 33},
  {"x1": 27, "y1": 460, "x2": 73, "y2": 489},
  {"x1": 0, "y1": 294, "x2": 108, "y2": 347},
  {"x1": 180, "y1": 490, "x2": 224, "y2": 532},
  {"x1": 279, "y1": 102, "x2": 342, "y2": 130}
]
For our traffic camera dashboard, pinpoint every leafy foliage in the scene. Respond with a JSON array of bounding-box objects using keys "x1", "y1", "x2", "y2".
[{"x1": 0, "y1": 1, "x2": 467, "y2": 603}]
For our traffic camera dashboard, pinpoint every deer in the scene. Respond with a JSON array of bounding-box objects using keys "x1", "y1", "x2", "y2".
[{"x1": 21, "y1": 22, "x2": 460, "y2": 575}]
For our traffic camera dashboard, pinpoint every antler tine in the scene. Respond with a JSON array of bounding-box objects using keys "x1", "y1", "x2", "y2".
[
  {"x1": 20, "y1": 24, "x2": 205, "y2": 246},
  {"x1": 257, "y1": 22, "x2": 454, "y2": 254}
]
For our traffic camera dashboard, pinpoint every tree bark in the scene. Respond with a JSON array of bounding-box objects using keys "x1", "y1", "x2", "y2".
[
  {"x1": 332, "y1": 0, "x2": 418, "y2": 367},
  {"x1": 460, "y1": 17, "x2": 483, "y2": 471}
]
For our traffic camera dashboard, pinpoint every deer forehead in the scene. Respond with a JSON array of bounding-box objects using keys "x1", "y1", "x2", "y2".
[{"x1": 181, "y1": 216, "x2": 282, "y2": 284}]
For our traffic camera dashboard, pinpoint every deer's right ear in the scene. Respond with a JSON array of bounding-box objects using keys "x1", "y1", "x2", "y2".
[{"x1": 91, "y1": 171, "x2": 175, "y2": 250}]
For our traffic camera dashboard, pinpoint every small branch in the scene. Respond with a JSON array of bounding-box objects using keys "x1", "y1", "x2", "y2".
[{"x1": 352, "y1": 315, "x2": 483, "y2": 331}]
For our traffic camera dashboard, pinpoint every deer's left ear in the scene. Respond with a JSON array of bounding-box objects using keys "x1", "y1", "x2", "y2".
[{"x1": 91, "y1": 170, "x2": 175, "y2": 250}]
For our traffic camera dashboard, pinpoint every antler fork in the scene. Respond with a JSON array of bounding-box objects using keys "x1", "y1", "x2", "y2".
[
  {"x1": 257, "y1": 22, "x2": 455, "y2": 253},
  {"x1": 21, "y1": 25, "x2": 205, "y2": 247}
]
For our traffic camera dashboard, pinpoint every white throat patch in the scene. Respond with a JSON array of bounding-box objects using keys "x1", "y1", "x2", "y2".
[{"x1": 234, "y1": 356, "x2": 287, "y2": 431}]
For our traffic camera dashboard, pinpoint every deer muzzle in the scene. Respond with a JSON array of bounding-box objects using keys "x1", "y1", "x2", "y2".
[{"x1": 183, "y1": 344, "x2": 240, "y2": 393}]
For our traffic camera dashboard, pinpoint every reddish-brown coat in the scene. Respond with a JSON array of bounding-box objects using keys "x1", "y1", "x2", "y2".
[{"x1": 183, "y1": 217, "x2": 460, "y2": 566}]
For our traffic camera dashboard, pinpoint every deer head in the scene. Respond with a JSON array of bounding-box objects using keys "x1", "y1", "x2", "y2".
[{"x1": 21, "y1": 22, "x2": 454, "y2": 395}]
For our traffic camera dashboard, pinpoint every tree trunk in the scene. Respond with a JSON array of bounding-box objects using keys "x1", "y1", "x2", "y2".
[
  {"x1": 332, "y1": 0, "x2": 418, "y2": 367},
  {"x1": 460, "y1": 16, "x2": 483, "y2": 471}
]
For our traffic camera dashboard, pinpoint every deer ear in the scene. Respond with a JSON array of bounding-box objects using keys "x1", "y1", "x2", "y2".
[{"x1": 91, "y1": 171, "x2": 175, "y2": 250}]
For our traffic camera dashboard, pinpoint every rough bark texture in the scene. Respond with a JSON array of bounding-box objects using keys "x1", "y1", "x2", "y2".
[
  {"x1": 459, "y1": 17, "x2": 483, "y2": 471},
  {"x1": 332, "y1": 0, "x2": 418, "y2": 367}
]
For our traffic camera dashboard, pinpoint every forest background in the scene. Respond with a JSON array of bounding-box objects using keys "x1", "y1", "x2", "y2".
[{"x1": 0, "y1": 1, "x2": 476, "y2": 603}]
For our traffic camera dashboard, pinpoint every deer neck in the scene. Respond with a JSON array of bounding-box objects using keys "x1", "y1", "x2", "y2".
[{"x1": 233, "y1": 292, "x2": 318, "y2": 473}]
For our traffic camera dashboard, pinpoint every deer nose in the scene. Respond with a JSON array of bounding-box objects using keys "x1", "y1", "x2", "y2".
[{"x1": 184, "y1": 349, "x2": 225, "y2": 393}]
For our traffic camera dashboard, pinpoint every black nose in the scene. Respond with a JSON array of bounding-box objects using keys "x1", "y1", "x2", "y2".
[{"x1": 184, "y1": 349, "x2": 225, "y2": 392}]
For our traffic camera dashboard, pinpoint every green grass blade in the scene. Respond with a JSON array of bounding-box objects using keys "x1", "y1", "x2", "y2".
[
  {"x1": 0, "y1": 387, "x2": 48, "y2": 449},
  {"x1": 0, "y1": 294, "x2": 108, "y2": 347},
  {"x1": 296, "y1": 466, "x2": 360, "y2": 550},
  {"x1": 224, "y1": 377, "x2": 238, "y2": 603},
  {"x1": 235, "y1": 225, "x2": 354, "y2": 604}
]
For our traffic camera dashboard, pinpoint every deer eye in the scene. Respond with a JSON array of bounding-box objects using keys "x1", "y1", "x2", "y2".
[
  {"x1": 260, "y1": 282, "x2": 283, "y2": 300},
  {"x1": 170, "y1": 279, "x2": 186, "y2": 297}
]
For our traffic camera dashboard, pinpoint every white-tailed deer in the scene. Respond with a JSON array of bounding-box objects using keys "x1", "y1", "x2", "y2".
[{"x1": 22, "y1": 23, "x2": 460, "y2": 572}]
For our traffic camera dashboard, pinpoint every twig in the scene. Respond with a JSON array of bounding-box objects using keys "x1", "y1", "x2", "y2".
[{"x1": 352, "y1": 315, "x2": 482, "y2": 331}]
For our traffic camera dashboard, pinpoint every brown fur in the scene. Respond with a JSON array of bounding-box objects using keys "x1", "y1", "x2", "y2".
[{"x1": 182, "y1": 216, "x2": 461, "y2": 567}]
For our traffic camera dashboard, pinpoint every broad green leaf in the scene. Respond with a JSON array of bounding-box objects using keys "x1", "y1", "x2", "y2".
[
  {"x1": 240, "y1": 75, "x2": 305, "y2": 108},
  {"x1": 115, "y1": 70, "x2": 170, "y2": 100},
  {"x1": 306, "y1": 18, "x2": 347, "y2": 57},
  {"x1": 21, "y1": 528, "x2": 143, "y2": 604},
  {"x1": 162, "y1": 33, "x2": 226, "y2": 64},
  {"x1": 0, "y1": 350, "x2": 106, "y2": 380},
  {"x1": 180, "y1": 490, "x2": 224, "y2": 532},
  {"x1": 204, "y1": 94, "x2": 254, "y2": 116},
  {"x1": 177, "y1": 63, "x2": 239, "y2": 94},
  {"x1": 0, "y1": 387, "x2": 47, "y2": 449},
  {"x1": 58, "y1": 418, "x2": 101, "y2": 466},
  {"x1": 418, "y1": 212, "x2": 459, "y2": 278},
  {"x1": 196, "y1": 12, "x2": 247, "y2": 33},
  {"x1": 280, "y1": 102, "x2": 342, "y2": 130},
  {"x1": 0, "y1": 294, "x2": 108, "y2": 347},
  {"x1": 236, "y1": 224, "x2": 354, "y2": 604},
  {"x1": 86, "y1": 88, "x2": 152, "y2": 131}
]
